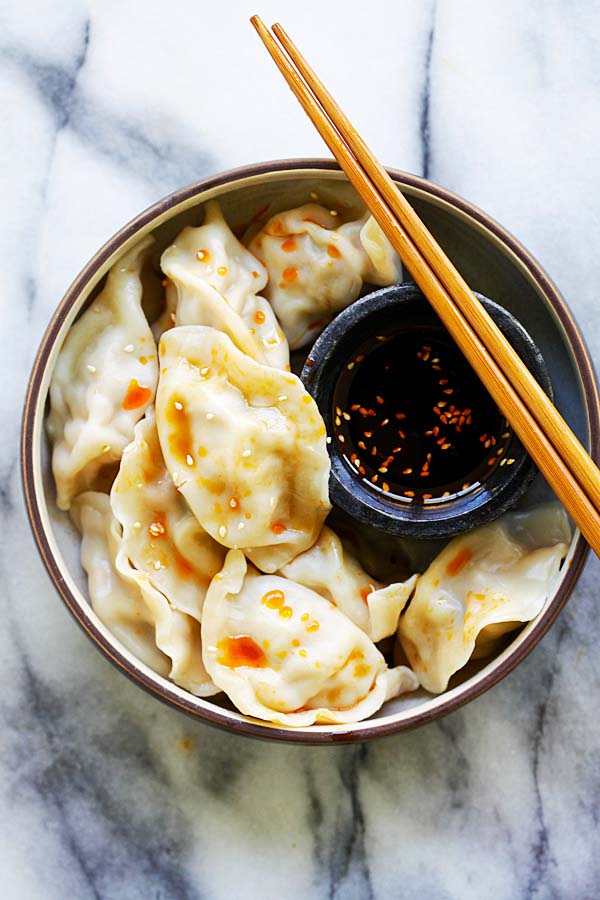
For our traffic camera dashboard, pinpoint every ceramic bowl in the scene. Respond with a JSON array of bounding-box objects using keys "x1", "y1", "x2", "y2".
[
  {"x1": 21, "y1": 160, "x2": 600, "y2": 743},
  {"x1": 302, "y1": 283, "x2": 552, "y2": 538}
]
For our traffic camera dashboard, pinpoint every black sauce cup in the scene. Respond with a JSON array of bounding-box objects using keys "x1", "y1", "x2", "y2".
[{"x1": 301, "y1": 283, "x2": 552, "y2": 539}]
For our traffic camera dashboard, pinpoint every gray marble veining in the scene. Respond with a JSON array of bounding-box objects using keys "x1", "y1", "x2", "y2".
[{"x1": 3, "y1": 1, "x2": 600, "y2": 897}]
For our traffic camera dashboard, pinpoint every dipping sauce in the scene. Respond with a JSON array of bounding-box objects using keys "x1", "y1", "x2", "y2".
[{"x1": 332, "y1": 328, "x2": 514, "y2": 503}]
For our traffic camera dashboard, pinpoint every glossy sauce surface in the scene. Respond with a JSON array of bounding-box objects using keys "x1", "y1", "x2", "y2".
[{"x1": 332, "y1": 327, "x2": 514, "y2": 503}]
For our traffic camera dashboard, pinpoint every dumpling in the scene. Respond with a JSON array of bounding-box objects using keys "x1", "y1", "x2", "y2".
[
  {"x1": 155, "y1": 326, "x2": 331, "y2": 572},
  {"x1": 397, "y1": 504, "x2": 571, "y2": 694},
  {"x1": 71, "y1": 492, "x2": 217, "y2": 697},
  {"x1": 247, "y1": 203, "x2": 402, "y2": 348},
  {"x1": 110, "y1": 409, "x2": 226, "y2": 621},
  {"x1": 47, "y1": 236, "x2": 159, "y2": 509},
  {"x1": 202, "y1": 550, "x2": 418, "y2": 726},
  {"x1": 279, "y1": 526, "x2": 417, "y2": 642},
  {"x1": 159, "y1": 200, "x2": 289, "y2": 370},
  {"x1": 71, "y1": 491, "x2": 169, "y2": 675}
]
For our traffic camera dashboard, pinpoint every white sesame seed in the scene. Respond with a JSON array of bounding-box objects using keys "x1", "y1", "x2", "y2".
[
  {"x1": 218, "y1": 525, "x2": 227, "y2": 538},
  {"x1": 86, "y1": 364, "x2": 96, "y2": 374},
  {"x1": 242, "y1": 449, "x2": 252, "y2": 457},
  {"x1": 329, "y1": 209, "x2": 339, "y2": 216},
  {"x1": 326, "y1": 436, "x2": 332, "y2": 444},
  {"x1": 206, "y1": 412, "x2": 215, "y2": 420},
  {"x1": 153, "y1": 561, "x2": 162, "y2": 570},
  {"x1": 133, "y1": 521, "x2": 142, "y2": 529},
  {"x1": 200, "y1": 366, "x2": 210, "y2": 376},
  {"x1": 310, "y1": 191, "x2": 318, "y2": 199},
  {"x1": 124, "y1": 344, "x2": 134, "y2": 352},
  {"x1": 238, "y1": 522, "x2": 245, "y2": 530},
  {"x1": 186, "y1": 454, "x2": 194, "y2": 466},
  {"x1": 278, "y1": 395, "x2": 288, "y2": 402},
  {"x1": 174, "y1": 401, "x2": 183, "y2": 410},
  {"x1": 170, "y1": 312, "x2": 176, "y2": 323},
  {"x1": 338, "y1": 435, "x2": 345, "y2": 442},
  {"x1": 101, "y1": 444, "x2": 111, "y2": 453}
]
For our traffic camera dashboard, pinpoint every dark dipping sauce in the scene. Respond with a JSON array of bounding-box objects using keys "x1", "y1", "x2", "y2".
[{"x1": 332, "y1": 327, "x2": 515, "y2": 504}]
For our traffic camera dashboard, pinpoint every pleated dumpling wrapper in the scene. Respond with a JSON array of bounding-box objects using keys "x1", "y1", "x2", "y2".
[
  {"x1": 280, "y1": 526, "x2": 417, "y2": 642},
  {"x1": 202, "y1": 550, "x2": 418, "y2": 726},
  {"x1": 110, "y1": 409, "x2": 226, "y2": 622},
  {"x1": 72, "y1": 492, "x2": 217, "y2": 697},
  {"x1": 47, "y1": 236, "x2": 159, "y2": 509},
  {"x1": 155, "y1": 326, "x2": 331, "y2": 573},
  {"x1": 247, "y1": 203, "x2": 401, "y2": 349},
  {"x1": 397, "y1": 504, "x2": 571, "y2": 694},
  {"x1": 158, "y1": 200, "x2": 289, "y2": 370}
]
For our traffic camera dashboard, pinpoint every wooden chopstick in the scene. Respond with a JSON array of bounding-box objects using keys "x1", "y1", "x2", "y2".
[
  {"x1": 250, "y1": 15, "x2": 600, "y2": 556},
  {"x1": 272, "y1": 21, "x2": 600, "y2": 516}
]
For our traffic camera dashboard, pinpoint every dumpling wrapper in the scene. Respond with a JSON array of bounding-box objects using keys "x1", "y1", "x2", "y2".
[
  {"x1": 280, "y1": 526, "x2": 417, "y2": 642},
  {"x1": 247, "y1": 203, "x2": 401, "y2": 349},
  {"x1": 159, "y1": 200, "x2": 289, "y2": 370},
  {"x1": 110, "y1": 409, "x2": 226, "y2": 622},
  {"x1": 397, "y1": 504, "x2": 571, "y2": 694},
  {"x1": 202, "y1": 550, "x2": 418, "y2": 726},
  {"x1": 155, "y1": 326, "x2": 331, "y2": 573},
  {"x1": 72, "y1": 492, "x2": 217, "y2": 697},
  {"x1": 47, "y1": 237, "x2": 159, "y2": 509}
]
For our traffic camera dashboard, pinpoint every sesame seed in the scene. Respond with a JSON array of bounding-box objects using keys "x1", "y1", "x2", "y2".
[
  {"x1": 206, "y1": 412, "x2": 215, "y2": 420},
  {"x1": 326, "y1": 436, "x2": 332, "y2": 444},
  {"x1": 347, "y1": 362, "x2": 355, "y2": 370},
  {"x1": 338, "y1": 435, "x2": 345, "y2": 442},
  {"x1": 86, "y1": 364, "x2": 96, "y2": 374},
  {"x1": 218, "y1": 525, "x2": 227, "y2": 538},
  {"x1": 342, "y1": 412, "x2": 351, "y2": 421},
  {"x1": 186, "y1": 454, "x2": 194, "y2": 466},
  {"x1": 101, "y1": 444, "x2": 111, "y2": 453},
  {"x1": 133, "y1": 521, "x2": 142, "y2": 529},
  {"x1": 310, "y1": 191, "x2": 318, "y2": 199},
  {"x1": 242, "y1": 449, "x2": 252, "y2": 457},
  {"x1": 335, "y1": 416, "x2": 341, "y2": 426},
  {"x1": 506, "y1": 458, "x2": 515, "y2": 465},
  {"x1": 124, "y1": 344, "x2": 134, "y2": 352},
  {"x1": 200, "y1": 366, "x2": 210, "y2": 376},
  {"x1": 382, "y1": 482, "x2": 390, "y2": 492},
  {"x1": 278, "y1": 395, "x2": 288, "y2": 402},
  {"x1": 153, "y1": 561, "x2": 162, "y2": 570},
  {"x1": 174, "y1": 401, "x2": 183, "y2": 410}
]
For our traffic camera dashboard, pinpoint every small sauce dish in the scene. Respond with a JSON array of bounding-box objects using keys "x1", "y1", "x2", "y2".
[{"x1": 302, "y1": 283, "x2": 552, "y2": 538}]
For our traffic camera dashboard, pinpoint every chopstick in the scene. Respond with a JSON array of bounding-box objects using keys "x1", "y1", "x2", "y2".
[
  {"x1": 272, "y1": 21, "x2": 600, "y2": 516},
  {"x1": 250, "y1": 15, "x2": 600, "y2": 556}
]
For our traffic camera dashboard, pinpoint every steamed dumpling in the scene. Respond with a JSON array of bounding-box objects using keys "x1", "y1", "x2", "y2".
[
  {"x1": 47, "y1": 237, "x2": 159, "y2": 509},
  {"x1": 155, "y1": 326, "x2": 331, "y2": 572},
  {"x1": 202, "y1": 550, "x2": 418, "y2": 726},
  {"x1": 159, "y1": 200, "x2": 289, "y2": 370},
  {"x1": 280, "y1": 526, "x2": 417, "y2": 642},
  {"x1": 397, "y1": 504, "x2": 571, "y2": 693},
  {"x1": 71, "y1": 491, "x2": 169, "y2": 675},
  {"x1": 110, "y1": 409, "x2": 226, "y2": 621},
  {"x1": 72, "y1": 492, "x2": 217, "y2": 695},
  {"x1": 247, "y1": 203, "x2": 401, "y2": 348}
]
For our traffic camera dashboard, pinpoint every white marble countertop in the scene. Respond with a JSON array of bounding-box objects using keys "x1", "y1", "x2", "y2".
[{"x1": 4, "y1": 1, "x2": 600, "y2": 897}]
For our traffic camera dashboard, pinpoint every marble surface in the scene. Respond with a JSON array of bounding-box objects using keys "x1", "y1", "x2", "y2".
[{"x1": 4, "y1": 0, "x2": 600, "y2": 897}]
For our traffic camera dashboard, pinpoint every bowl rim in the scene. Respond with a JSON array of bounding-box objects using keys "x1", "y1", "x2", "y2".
[{"x1": 21, "y1": 158, "x2": 600, "y2": 744}]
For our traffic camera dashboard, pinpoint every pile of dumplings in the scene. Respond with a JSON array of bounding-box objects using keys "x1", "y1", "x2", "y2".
[{"x1": 48, "y1": 196, "x2": 571, "y2": 727}]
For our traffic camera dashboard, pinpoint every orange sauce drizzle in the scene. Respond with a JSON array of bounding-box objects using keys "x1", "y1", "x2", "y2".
[
  {"x1": 271, "y1": 521, "x2": 286, "y2": 535},
  {"x1": 282, "y1": 266, "x2": 297, "y2": 283},
  {"x1": 165, "y1": 397, "x2": 195, "y2": 467},
  {"x1": 445, "y1": 547, "x2": 473, "y2": 577},
  {"x1": 217, "y1": 636, "x2": 267, "y2": 668},
  {"x1": 261, "y1": 589, "x2": 285, "y2": 609},
  {"x1": 281, "y1": 237, "x2": 297, "y2": 252},
  {"x1": 327, "y1": 243, "x2": 341, "y2": 259},
  {"x1": 122, "y1": 379, "x2": 152, "y2": 411}
]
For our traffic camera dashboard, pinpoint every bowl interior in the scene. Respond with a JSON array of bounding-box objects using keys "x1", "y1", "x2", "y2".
[{"x1": 27, "y1": 164, "x2": 596, "y2": 742}]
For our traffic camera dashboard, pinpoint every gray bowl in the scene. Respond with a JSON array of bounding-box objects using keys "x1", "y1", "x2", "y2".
[
  {"x1": 21, "y1": 160, "x2": 600, "y2": 743},
  {"x1": 302, "y1": 283, "x2": 552, "y2": 538}
]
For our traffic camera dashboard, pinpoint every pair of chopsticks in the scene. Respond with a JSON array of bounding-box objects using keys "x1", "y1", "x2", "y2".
[{"x1": 251, "y1": 16, "x2": 600, "y2": 557}]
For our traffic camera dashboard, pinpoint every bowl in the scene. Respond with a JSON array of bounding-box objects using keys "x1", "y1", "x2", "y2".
[
  {"x1": 21, "y1": 159, "x2": 600, "y2": 743},
  {"x1": 302, "y1": 283, "x2": 552, "y2": 538}
]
